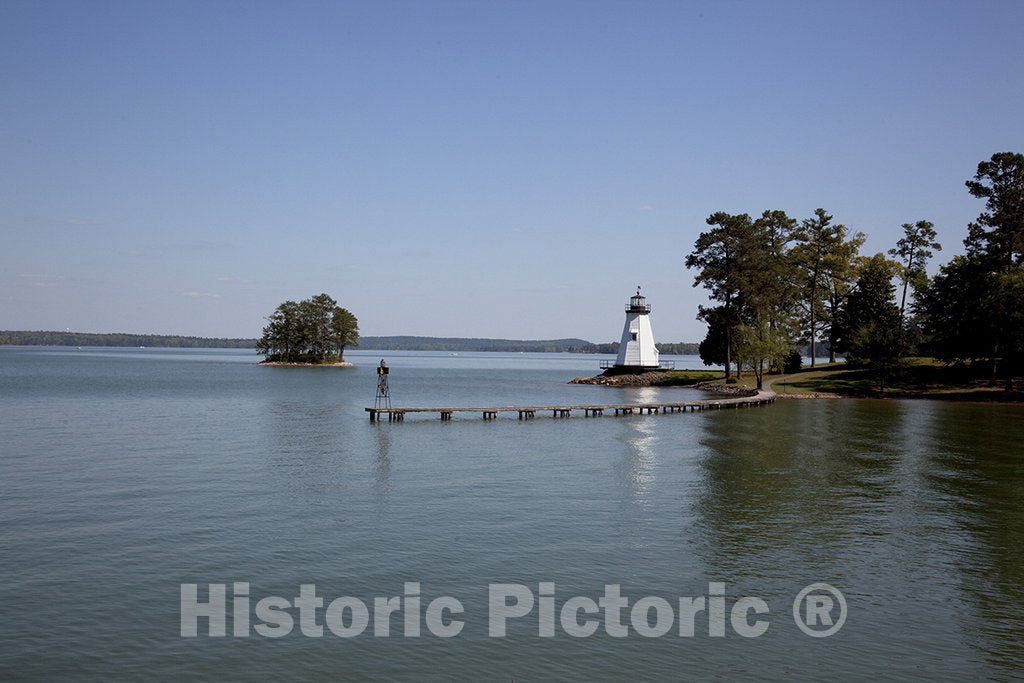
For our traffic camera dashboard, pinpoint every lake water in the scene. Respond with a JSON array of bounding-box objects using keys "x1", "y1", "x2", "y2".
[{"x1": 1, "y1": 346, "x2": 1022, "y2": 681}]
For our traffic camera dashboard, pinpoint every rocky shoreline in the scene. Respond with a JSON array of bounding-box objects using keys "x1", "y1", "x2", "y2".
[
  {"x1": 691, "y1": 381, "x2": 759, "y2": 397},
  {"x1": 569, "y1": 371, "x2": 675, "y2": 386},
  {"x1": 258, "y1": 361, "x2": 354, "y2": 367},
  {"x1": 569, "y1": 372, "x2": 758, "y2": 397}
]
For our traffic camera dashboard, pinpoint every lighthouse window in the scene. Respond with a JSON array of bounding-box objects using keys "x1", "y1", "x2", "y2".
[{"x1": 631, "y1": 332, "x2": 638, "y2": 341}]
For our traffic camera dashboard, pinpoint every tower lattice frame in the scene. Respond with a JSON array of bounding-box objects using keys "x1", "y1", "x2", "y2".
[{"x1": 375, "y1": 359, "x2": 391, "y2": 409}]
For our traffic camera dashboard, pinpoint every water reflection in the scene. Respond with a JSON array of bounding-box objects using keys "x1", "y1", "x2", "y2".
[
  {"x1": 617, "y1": 416, "x2": 658, "y2": 504},
  {"x1": 690, "y1": 400, "x2": 911, "y2": 577},
  {"x1": 689, "y1": 398, "x2": 1024, "y2": 679},
  {"x1": 259, "y1": 391, "x2": 354, "y2": 504},
  {"x1": 373, "y1": 423, "x2": 392, "y2": 499},
  {"x1": 923, "y1": 403, "x2": 1024, "y2": 676}
]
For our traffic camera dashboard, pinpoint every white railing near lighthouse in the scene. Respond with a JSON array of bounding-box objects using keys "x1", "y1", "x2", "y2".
[{"x1": 599, "y1": 359, "x2": 675, "y2": 370}]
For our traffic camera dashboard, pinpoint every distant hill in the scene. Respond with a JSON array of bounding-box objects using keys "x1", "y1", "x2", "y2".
[{"x1": 0, "y1": 331, "x2": 699, "y2": 355}]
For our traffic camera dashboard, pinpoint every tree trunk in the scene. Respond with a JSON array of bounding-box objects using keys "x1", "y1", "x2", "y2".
[
  {"x1": 1006, "y1": 350, "x2": 1015, "y2": 393},
  {"x1": 809, "y1": 283, "x2": 817, "y2": 367},
  {"x1": 990, "y1": 338, "x2": 999, "y2": 388},
  {"x1": 899, "y1": 277, "x2": 909, "y2": 322},
  {"x1": 724, "y1": 324, "x2": 732, "y2": 379},
  {"x1": 898, "y1": 245, "x2": 913, "y2": 323}
]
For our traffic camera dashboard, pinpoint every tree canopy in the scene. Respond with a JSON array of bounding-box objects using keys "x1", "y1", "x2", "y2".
[
  {"x1": 256, "y1": 294, "x2": 359, "y2": 363},
  {"x1": 965, "y1": 151, "x2": 1024, "y2": 267},
  {"x1": 889, "y1": 220, "x2": 941, "y2": 319},
  {"x1": 684, "y1": 151, "x2": 1023, "y2": 392}
]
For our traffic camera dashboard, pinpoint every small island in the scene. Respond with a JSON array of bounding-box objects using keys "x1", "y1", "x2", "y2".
[{"x1": 256, "y1": 293, "x2": 358, "y2": 366}]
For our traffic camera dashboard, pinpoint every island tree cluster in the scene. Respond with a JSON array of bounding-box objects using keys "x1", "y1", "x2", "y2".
[
  {"x1": 686, "y1": 151, "x2": 1023, "y2": 391},
  {"x1": 256, "y1": 293, "x2": 358, "y2": 363}
]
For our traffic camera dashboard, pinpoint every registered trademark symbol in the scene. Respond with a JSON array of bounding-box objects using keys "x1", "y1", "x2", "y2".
[{"x1": 792, "y1": 583, "x2": 847, "y2": 637}]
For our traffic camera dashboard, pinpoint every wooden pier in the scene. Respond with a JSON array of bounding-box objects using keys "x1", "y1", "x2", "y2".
[{"x1": 366, "y1": 391, "x2": 776, "y2": 422}]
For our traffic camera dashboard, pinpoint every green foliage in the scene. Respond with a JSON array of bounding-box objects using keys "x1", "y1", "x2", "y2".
[
  {"x1": 983, "y1": 266, "x2": 1024, "y2": 388},
  {"x1": 835, "y1": 255, "x2": 902, "y2": 353},
  {"x1": 677, "y1": 153, "x2": 1021, "y2": 392},
  {"x1": 733, "y1": 320, "x2": 791, "y2": 389},
  {"x1": 910, "y1": 153, "x2": 1024, "y2": 389},
  {"x1": 696, "y1": 305, "x2": 730, "y2": 368},
  {"x1": 687, "y1": 210, "x2": 804, "y2": 376},
  {"x1": 914, "y1": 255, "x2": 995, "y2": 362},
  {"x1": 687, "y1": 207, "x2": 866, "y2": 373},
  {"x1": 750, "y1": 209, "x2": 800, "y2": 328},
  {"x1": 686, "y1": 211, "x2": 759, "y2": 376},
  {"x1": 822, "y1": 227, "x2": 867, "y2": 362},
  {"x1": 965, "y1": 151, "x2": 1024, "y2": 267},
  {"x1": 833, "y1": 254, "x2": 904, "y2": 390},
  {"x1": 790, "y1": 208, "x2": 859, "y2": 365},
  {"x1": 889, "y1": 220, "x2": 941, "y2": 317},
  {"x1": 256, "y1": 293, "x2": 359, "y2": 363},
  {"x1": 848, "y1": 322, "x2": 905, "y2": 391},
  {"x1": 782, "y1": 349, "x2": 803, "y2": 374}
]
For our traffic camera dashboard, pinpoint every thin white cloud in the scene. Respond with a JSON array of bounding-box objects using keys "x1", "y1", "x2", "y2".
[
  {"x1": 181, "y1": 291, "x2": 222, "y2": 299},
  {"x1": 19, "y1": 274, "x2": 66, "y2": 287}
]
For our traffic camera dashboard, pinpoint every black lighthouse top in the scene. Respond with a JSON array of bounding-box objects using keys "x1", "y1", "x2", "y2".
[{"x1": 626, "y1": 286, "x2": 651, "y2": 313}]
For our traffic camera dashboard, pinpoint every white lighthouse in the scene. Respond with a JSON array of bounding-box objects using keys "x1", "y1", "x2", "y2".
[{"x1": 609, "y1": 287, "x2": 661, "y2": 370}]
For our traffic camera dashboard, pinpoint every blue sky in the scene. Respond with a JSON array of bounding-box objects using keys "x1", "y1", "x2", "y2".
[{"x1": 2, "y1": 0, "x2": 1022, "y2": 342}]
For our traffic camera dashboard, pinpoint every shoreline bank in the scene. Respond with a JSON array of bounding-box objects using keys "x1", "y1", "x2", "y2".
[{"x1": 258, "y1": 361, "x2": 354, "y2": 367}]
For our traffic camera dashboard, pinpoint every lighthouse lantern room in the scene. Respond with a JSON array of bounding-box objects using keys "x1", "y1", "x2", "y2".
[{"x1": 611, "y1": 286, "x2": 661, "y2": 370}]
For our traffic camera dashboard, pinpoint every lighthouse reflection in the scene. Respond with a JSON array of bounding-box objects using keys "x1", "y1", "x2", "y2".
[{"x1": 617, "y1": 410, "x2": 659, "y2": 504}]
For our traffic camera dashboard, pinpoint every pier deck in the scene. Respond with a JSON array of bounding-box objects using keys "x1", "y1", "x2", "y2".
[{"x1": 366, "y1": 391, "x2": 775, "y2": 421}]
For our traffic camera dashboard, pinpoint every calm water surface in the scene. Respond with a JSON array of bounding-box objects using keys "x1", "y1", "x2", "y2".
[{"x1": 1, "y1": 347, "x2": 1022, "y2": 681}]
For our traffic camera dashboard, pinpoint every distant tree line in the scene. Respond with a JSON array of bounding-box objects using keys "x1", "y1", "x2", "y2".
[
  {"x1": 685, "y1": 151, "x2": 1023, "y2": 391},
  {"x1": 358, "y1": 337, "x2": 700, "y2": 354},
  {"x1": 0, "y1": 331, "x2": 256, "y2": 348},
  {"x1": 256, "y1": 293, "x2": 359, "y2": 363},
  {"x1": 655, "y1": 342, "x2": 701, "y2": 355},
  {"x1": 0, "y1": 332, "x2": 700, "y2": 355},
  {"x1": 360, "y1": 336, "x2": 598, "y2": 353}
]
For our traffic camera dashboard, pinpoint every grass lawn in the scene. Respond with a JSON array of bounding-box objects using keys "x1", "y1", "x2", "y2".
[
  {"x1": 769, "y1": 358, "x2": 1022, "y2": 400},
  {"x1": 662, "y1": 370, "x2": 726, "y2": 385},
  {"x1": 663, "y1": 359, "x2": 1022, "y2": 400},
  {"x1": 675, "y1": 358, "x2": 1022, "y2": 400}
]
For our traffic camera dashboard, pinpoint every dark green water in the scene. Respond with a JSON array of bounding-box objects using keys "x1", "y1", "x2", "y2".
[{"x1": 1, "y1": 347, "x2": 1022, "y2": 681}]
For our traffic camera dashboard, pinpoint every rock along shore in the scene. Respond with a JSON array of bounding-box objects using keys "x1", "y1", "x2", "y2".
[
  {"x1": 258, "y1": 361, "x2": 354, "y2": 367},
  {"x1": 569, "y1": 371, "x2": 675, "y2": 386},
  {"x1": 691, "y1": 381, "x2": 759, "y2": 397}
]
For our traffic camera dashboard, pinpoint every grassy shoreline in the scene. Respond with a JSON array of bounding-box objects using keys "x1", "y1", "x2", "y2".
[{"x1": 687, "y1": 359, "x2": 1023, "y2": 401}]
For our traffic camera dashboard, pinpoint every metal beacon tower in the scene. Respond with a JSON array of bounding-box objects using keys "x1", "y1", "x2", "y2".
[{"x1": 375, "y1": 359, "x2": 391, "y2": 410}]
